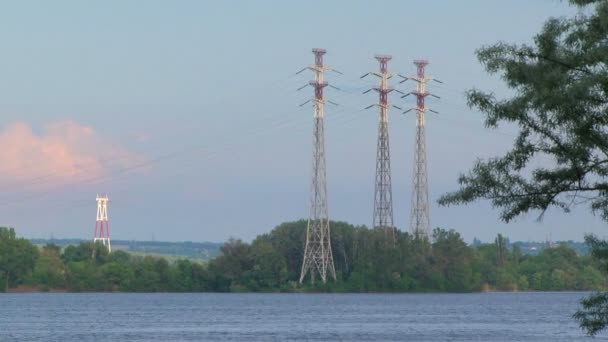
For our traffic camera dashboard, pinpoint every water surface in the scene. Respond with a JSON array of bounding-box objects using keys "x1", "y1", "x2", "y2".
[{"x1": 0, "y1": 292, "x2": 603, "y2": 341}]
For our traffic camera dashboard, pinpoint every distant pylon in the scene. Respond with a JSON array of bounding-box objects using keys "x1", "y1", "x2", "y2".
[
  {"x1": 298, "y1": 48, "x2": 336, "y2": 284},
  {"x1": 93, "y1": 194, "x2": 111, "y2": 252},
  {"x1": 402, "y1": 60, "x2": 441, "y2": 240},
  {"x1": 362, "y1": 55, "x2": 401, "y2": 244}
]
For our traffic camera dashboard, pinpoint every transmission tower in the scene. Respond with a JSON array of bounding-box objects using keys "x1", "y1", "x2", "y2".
[
  {"x1": 93, "y1": 194, "x2": 111, "y2": 252},
  {"x1": 298, "y1": 48, "x2": 336, "y2": 284},
  {"x1": 402, "y1": 60, "x2": 440, "y2": 240},
  {"x1": 362, "y1": 55, "x2": 402, "y2": 244}
]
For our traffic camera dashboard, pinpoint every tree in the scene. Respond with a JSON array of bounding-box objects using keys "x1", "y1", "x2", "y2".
[
  {"x1": 62, "y1": 241, "x2": 108, "y2": 264},
  {"x1": 0, "y1": 227, "x2": 38, "y2": 291},
  {"x1": 169, "y1": 259, "x2": 194, "y2": 291},
  {"x1": 249, "y1": 239, "x2": 288, "y2": 290},
  {"x1": 439, "y1": 1, "x2": 608, "y2": 222},
  {"x1": 31, "y1": 244, "x2": 66, "y2": 290},
  {"x1": 263, "y1": 221, "x2": 307, "y2": 280},
  {"x1": 207, "y1": 238, "x2": 253, "y2": 291},
  {"x1": 512, "y1": 244, "x2": 522, "y2": 266},
  {"x1": 437, "y1": 0, "x2": 608, "y2": 335},
  {"x1": 495, "y1": 234, "x2": 507, "y2": 267},
  {"x1": 432, "y1": 228, "x2": 475, "y2": 292}
]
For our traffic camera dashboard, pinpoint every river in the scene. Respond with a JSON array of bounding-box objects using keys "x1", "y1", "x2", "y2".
[{"x1": 0, "y1": 292, "x2": 603, "y2": 341}]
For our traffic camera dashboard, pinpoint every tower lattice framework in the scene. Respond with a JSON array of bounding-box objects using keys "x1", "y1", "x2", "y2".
[
  {"x1": 408, "y1": 60, "x2": 437, "y2": 240},
  {"x1": 363, "y1": 55, "x2": 397, "y2": 243},
  {"x1": 299, "y1": 48, "x2": 336, "y2": 284},
  {"x1": 93, "y1": 194, "x2": 111, "y2": 252}
]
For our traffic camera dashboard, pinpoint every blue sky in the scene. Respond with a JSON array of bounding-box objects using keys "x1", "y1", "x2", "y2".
[{"x1": 0, "y1": 0, "x2": 601, "y2": 243}]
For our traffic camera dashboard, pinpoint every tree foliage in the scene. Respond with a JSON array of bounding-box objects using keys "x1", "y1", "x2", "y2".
[
  {"x1": 436, "y1": 0, "x2": 608, "y2": 336},
  {"x1": 439, "y1": 0, "x2": 608, "y2": 221},
  {"x1": 0, "y1": 225, "x2": 604, "y2": 296},
  {"x1": 22, "y1": 223, "x2": 608, "y2": 293},
  {"x1": 0, "y1": 227, "x2": 38, "y2": 291}
]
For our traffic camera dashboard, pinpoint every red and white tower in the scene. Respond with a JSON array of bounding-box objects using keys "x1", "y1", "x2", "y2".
[{"x1": 93, "y1": 195, "x2": 111, "y2": 252}]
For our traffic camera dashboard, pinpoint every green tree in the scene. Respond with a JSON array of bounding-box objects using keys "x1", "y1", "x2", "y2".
[
  {"x1": 249, "y1": 239, "x2": 288, "y2": 290},
  {"x1": 473, "y1": 244, "x2": 499, "y2": 287},
  {"x1": 438, "y1": 0, "x2": 608, "y2": 223},
  {"x1": 262, "y1": 221, "x2": 307, "y2": 280},
  {"x1": 1, "y1": 223, "x2": 602, "y2": 296},
  {"x1": 100, "y1": 261, "x2": 134, "y2": 291},
  {"x1": 512, "y1": 244, "x2": 522, "y2": 266},
  {"x1": 207, "y1": 238, "x2": 252, "y2": 291},
  {"x1": 100, "y1": 251, "x2": 135, "y2": 291},
  {"x1": 432, "y1": 228, "x2": 475, "y2": 292},
  {"x1": 495, "y1": 234, "x2": 508, "y2": 267},
  {"x1": 190, "y1": 262, "x2": 211, "y2": 291},
  {"x1": 0, "y1": 227, "x2": 39, "y2": 291},
  {"x1": 62, "y1": 241, "x2": 108, "y2": 264},
  {"x1": 169, "y1": 259, "x2": 195, "y2": 291},
  {"x1": 65, "y1": 260, "x2": 105, "y2": 291},
  {"x1": 31, "y1": 244, "x2": 66, "y2": 290},
  {"x1": 434, "y1": 0, "x2": 608, "y2": 335},
  {"x1": 518, "y1": 275, "x2": 529, "y2": 291},
  {"x1": 580, "y1": 265, "x2": 604, "y2": 289}
]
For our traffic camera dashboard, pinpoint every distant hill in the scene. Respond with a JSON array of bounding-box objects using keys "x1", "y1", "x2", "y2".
[
  {"x1": 472, "y1": 237, "x2": 589, "y2": 256},
  {"x1": 30, "y1": 238, "x2": 222, "y2": 260},
  {"x1": 31, "y1": 237, "x2": 589, "y2": 260},
  {"x1": 514, "y1": 241, "x2": 589, "y2": 256}
]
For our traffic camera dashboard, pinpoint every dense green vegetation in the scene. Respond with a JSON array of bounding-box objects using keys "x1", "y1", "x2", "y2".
[
  {"x1": 0, "y1": 223, "x2": 605, "y2": 293},
  {"x1": 0, "y1": 227, "x2": 38, "y2": 291}
]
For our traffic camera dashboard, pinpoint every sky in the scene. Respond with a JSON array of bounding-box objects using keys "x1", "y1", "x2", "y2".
[{"x1": 0, "y1": 0, "x2": 602, "y2": 243}]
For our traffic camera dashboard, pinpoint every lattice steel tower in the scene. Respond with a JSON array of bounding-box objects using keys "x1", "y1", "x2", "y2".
[
  {"x1": 299, "y1": 48, "x2": 336, "y2": 284},
  {"x1": 362, "y1": 55, "x2": 398, "y2": 243},
  {"x1": 404, "y1": 60, "x2": 439, "y2": 240},
  {"x1": 93, "y1": 194, "x2": 111, "y2": 252}
]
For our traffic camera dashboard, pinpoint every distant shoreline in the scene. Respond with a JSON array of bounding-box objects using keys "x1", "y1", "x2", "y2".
[{"x1": 4, "y1": 284, "x2": 595, "y2": 294}]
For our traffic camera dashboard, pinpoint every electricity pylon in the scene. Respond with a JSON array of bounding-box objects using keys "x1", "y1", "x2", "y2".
[
  {"x1": 93, "y1": 194, "x2": 111, "y2": 252},
  {"x1": 298, "y1": 48, "x2": 336, "y2": 284},
  {"x1": 401, "y1": 60, "x2": 441, "y2": 240},
  {"x1": 362, "y1": 55, "x2": 403, "y2": 244}
]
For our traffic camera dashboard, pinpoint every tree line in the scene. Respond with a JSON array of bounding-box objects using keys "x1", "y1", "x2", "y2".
[{"x1": 0, "y1": 222, "x2": 604, "y2": 293}]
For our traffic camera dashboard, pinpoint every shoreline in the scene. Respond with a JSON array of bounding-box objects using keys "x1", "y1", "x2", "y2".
[{"x1": 4, "y1": 286, "x2": 597, "y2": 295}]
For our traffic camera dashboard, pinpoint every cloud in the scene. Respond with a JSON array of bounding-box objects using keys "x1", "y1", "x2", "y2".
[{"x1": 0, "y1": 120, "x2": 143, "y2": 189}]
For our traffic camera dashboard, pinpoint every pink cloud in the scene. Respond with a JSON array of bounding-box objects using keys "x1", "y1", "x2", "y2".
[{"x1": 0, "y1": 120, "x2": 142, "y2": 189}]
